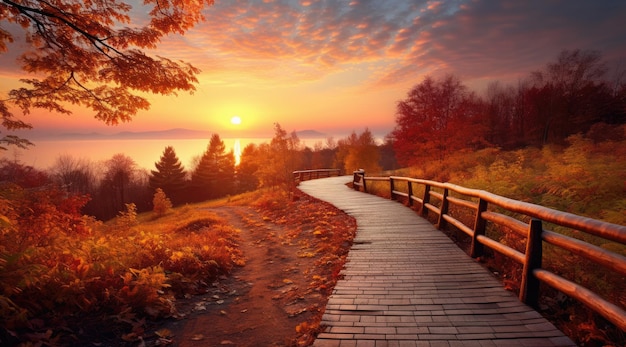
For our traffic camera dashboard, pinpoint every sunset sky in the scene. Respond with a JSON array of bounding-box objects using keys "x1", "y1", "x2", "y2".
[{"x1": 2, "y1": 0, "x2": 626, "y2": 139}]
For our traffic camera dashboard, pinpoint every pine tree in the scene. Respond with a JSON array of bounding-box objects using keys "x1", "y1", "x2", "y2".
[
  {"x1": 191, "y1": 134, "x2": 235, "y2": 201},
  {"x1": 149, "y1": 146, "x2": 187, "y2": 205},
  {"x1": 236, "y1": 143, "x2": 260, "y2": 193}
]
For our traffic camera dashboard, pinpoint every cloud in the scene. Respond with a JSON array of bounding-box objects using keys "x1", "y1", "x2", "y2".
[
  {"x1": 161, "y1": 0, "x2": 626, "y2": 89},
  {"x1": 375, "y1": 0, "x2": 626, "y2": 86},
  {"x1": 2, "y1": 0, "x2": 625, "y2": 91}
]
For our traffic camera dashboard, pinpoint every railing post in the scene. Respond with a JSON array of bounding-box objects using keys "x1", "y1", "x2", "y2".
[
  {"x1": 470, "y1": 198, "x2": 488, "y2": 258},
  {"x1": 389, "y1": 177, "x2": 395, "y2": 200},
  {"x1": 436, "y1": 188, "x2": 449, "y2": 229},
  {"x1": 520, "y1": 219, "x2": 543, "y2": 308},
  {"x1": 407, "y1": 181, "x2": 413, "y2": 207},
  {"x1": 353, "y1": 169, "x2": 366, "y2": 192},
  {"x1": 420, "y1": 184, "x2": 431, "y2": 217},
  {"x1": 361, "y1": 171, "x2": 367, "y2": 192}
]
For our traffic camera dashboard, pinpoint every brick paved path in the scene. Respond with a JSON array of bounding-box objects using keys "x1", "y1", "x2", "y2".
[{"x1": 298, "y1": 176, "x2": 576, "y2": 347}]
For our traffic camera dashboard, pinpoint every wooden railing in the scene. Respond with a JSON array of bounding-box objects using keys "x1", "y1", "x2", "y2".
[
  {"x1": 352, "y1": 170, "x2": 626, "y2": 331},
  {"x1": 293, "y1": 168, "x2": 341, "y2": 182}
]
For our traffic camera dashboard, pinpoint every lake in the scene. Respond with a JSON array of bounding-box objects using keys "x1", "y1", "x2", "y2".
[{"x1": 4, "y1": 137, "x2": 331, "y2": 171}]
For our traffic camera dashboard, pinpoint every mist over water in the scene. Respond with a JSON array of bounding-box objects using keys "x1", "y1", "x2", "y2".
[{"x1": 4, "y1": 137, "x2": 334, "y2": 171}]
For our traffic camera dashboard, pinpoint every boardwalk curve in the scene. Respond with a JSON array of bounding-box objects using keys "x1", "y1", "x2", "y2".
[{"x1": 298, "y1": 176, "x2": 576, "y2": 347}]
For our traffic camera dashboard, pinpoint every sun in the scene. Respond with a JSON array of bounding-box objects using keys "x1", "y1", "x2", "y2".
[{"x1": 230, "y1": 116, "x2": 242, "y2": 125}]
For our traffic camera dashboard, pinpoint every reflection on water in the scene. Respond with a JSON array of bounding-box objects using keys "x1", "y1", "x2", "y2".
[{"x1": 233, "y1": 139, "x2": 241, "y2": 166}]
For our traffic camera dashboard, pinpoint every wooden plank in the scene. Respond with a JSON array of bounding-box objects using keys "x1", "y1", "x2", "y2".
[{"x1": 299, "y1": 176, "x2": 576, "y2": 346}]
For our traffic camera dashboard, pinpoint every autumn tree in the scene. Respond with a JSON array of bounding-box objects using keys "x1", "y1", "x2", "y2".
[
  {"x1": 96, "y1": 153, "x2": 150, "y2": 219},
  {"x1": 483, "y1": 81, "x2": 517, "y2": 148},
  {"x1": 392, "y1": 74, "x2": 485, "y2": 166},
  {"x1": 190, "y1": 134, "x2": 235, "y2": 201},
  {"x1": 0, "y1": 160, "x2": 89, "y2": 247},
  {"x1": 310, "y1": 137, "x2": 338, "y2": 169},
  {"x1": 0, "y1": 0, "x2": 214, "y2": 148},
  {"x1": 0, "y1": 158, "x2": 49, "y2": 187},
  {"x1": 528, "y1": 49, "x2": 615, "y2": 144},
  {"x1": 256, "y1": 123, "x2": 302, "y2": 189},
  {"x1": 152, "y1": 188, "x2": 172, "y2": 217},
  {"x1": 149, "y1": 146, "x2": 187, "y2": 205},
  {"x1": 379, "y1": 134, "x2": 399, "y2": 171},
  {"x1": 336, "y1": 129, "x2": 381, "y2": 174}
]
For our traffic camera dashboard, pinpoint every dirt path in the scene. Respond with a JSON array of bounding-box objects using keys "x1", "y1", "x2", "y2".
[{"x1": 157, "y1": 192, "x2": 356, "y2": 346}]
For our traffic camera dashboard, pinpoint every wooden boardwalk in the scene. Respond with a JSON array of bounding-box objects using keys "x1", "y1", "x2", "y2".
[{"x1": 298, "y1": 176, "x2": 576, "y2": 347}]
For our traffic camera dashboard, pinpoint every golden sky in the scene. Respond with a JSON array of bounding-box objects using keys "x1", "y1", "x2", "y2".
[{"x1": 2, "y1": 0, "x2": 626, "y2": 139}]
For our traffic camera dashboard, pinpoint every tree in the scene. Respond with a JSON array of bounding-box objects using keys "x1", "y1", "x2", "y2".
[
  {"x1": 256, "y1": 123, "x2": 302, "y2": 189},
  {"x1": 236, "y1": 143, "x2": 260, "y2": 193},
  {"x1": 392, "y1": 75, "x2": 484, "y2": 166},
  {"x1": 190, "y1": 134, "x2": 235, "y2": 201},
  {"x1": 529, "y1": 49, "x2": 610, "y2": 144},
  {"x1": 50, "y1": 155, "x2": 96, "y2": 195},
  {"x1": 152, "y1": 188, "x2": 172, "y2": 217},
  {"x1": 310, "y1": 138, "x2": 337, "y2": 169},
  {"x1": 97, "y1": 153, "x2": 138, "y2": 219},
  {"x1": 0, "y1": 158, "x2": 49, "y2": 187},
  {"x1": 338, "y1": 129, "x2": 381, "y2": 174},
  {"x1": 483, "y1": 81, "x2": 516, "y2": 148},
  {"x1": 379, "y1": 134, "x2": 399, "y2": 171},
  {"x1": 0, "y1": 0, "x2": 214, "y2": 148},
  {"x1": 149, "y1": 146, "x2": 187, "y2": 205}
]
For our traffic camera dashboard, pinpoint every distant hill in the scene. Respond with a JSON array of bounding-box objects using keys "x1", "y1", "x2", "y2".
[
  {"x1": 55, "y1": 128, "x2": 213, "y2": 140},
  {"x1": 28, "y1": 128, "x2": 327, "y2": 140},
  {"x1": 296, "y1": 129, "x2": 326, "y2": 138}
]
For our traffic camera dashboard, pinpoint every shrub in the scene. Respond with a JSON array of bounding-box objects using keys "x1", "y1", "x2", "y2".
[
  {"x1": 116, "y1": 203, "x2": 137, "y2": 230},
  {"x1": 152, "y1": 188, "x2": 172, "y2": 218}
]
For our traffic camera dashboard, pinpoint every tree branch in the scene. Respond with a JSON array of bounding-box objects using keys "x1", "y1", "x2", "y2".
[{"x1": 2, "y1": 0, "x2": 124, "y2": 58}]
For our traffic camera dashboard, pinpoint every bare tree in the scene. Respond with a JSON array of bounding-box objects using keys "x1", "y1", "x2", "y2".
[
  {"x1": 50, "y1": 154, "x2": 96, "y2": 194},
  {"x1": 97, "y1": 153, "x2": 138, "y2": 218},
  {"x1": 530, "y1": 49, "x2": 609, "y2": 143}
]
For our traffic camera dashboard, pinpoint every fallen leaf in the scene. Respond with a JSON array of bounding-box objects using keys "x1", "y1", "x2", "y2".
[
  {"x1": 190, "y1": 334, "x2": 204, "y2": 341},
  {"x1": 155, "y1": 328, "x2": 172, "y2": 338}
]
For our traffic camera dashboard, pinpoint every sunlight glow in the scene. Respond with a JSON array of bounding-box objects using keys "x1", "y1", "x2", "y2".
[
  {"x1": 231, "y1": 116, "x2": 242, "y2": 125},
  {"x1": 233, "y1": 139, "x2": 241, "y2": 166}
]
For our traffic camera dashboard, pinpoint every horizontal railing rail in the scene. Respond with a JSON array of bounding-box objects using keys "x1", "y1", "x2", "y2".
[
  {"x1": 352, "y1": 170, "x2": 626, "y2": 331},
  {"x1": 293, "y1": 168, "x2": 341, "y2": 182}
]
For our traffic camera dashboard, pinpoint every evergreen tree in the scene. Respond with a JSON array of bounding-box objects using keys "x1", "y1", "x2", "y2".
[
  {"x1": 237, "y1": 143, "x2": 260, "y2": 193},
  {"x1": 149, "y1": 146, "x2": 187, "y2": 205},
  {"x1": 191, "y1": 134, "x2": 235, "y2": 201}
]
